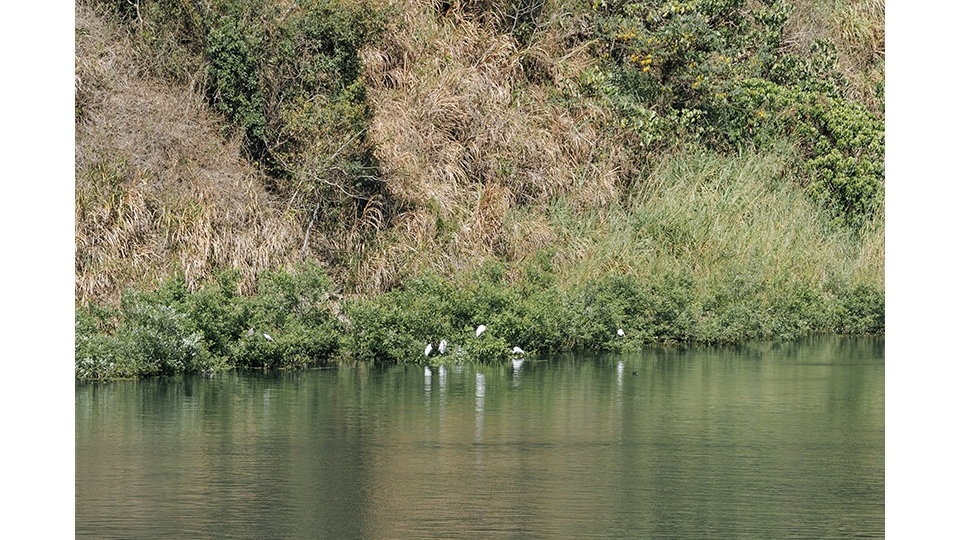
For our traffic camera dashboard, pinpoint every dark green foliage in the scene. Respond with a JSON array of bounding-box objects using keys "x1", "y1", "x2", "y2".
[
  {"x1": 76, "y1": 262, "x2": 342, "y2": 379},
  {"x1": 77, "y1": 259, "x2": 883, "y2": 379},
  {"x1": 181, "y1": 269, "x2": 245, "y2": 359},
  {"x1": 76, "y1": 284, "x2": 211, "y2": 381},
  {"x1": 830, "y1": 283, "x2": 884, "y2": 334},
  {"x1": 729, "y1": 78, "x2": 884, "y2": 226},
  {"x1": 202, "y1": 0, "x2": 383, "y2": 179},
  {"x1": 588, "y1": 0, "x2": 884, "y2": 226},
  {"x1": 574, "y1": 275, "x2": 651, "y2": 348},
  {"x1": 76, "y1": 304, "x2": 126, "y2": 381},
  {"x1": 205, "y1": 1, "x2": 269, "y2": 145},
  {"x1": 234, "y1": 261, "x2": 341, "y2": 368},
  {"x1": 118, "y1": 298, "x2": 211, "y2": 376},
  {"x1": 341, "y1": 272, "x2": 465, "y2": 362}
]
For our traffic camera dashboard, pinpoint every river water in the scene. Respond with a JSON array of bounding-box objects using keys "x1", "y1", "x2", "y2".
[{"x1": 76, "y1": 336, "x2": 884, "y2": 538}]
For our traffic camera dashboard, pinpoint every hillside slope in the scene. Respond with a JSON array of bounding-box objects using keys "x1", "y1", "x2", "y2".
[
  {"x1": 75, "y1": 0, "x2": 883, "y2": 377},
  {"x1": 76, "y1": 2, "x2": 303, "y2": 304},
  {"x1": 75, "y1": 0, "x2": 883, "y2": 303}
]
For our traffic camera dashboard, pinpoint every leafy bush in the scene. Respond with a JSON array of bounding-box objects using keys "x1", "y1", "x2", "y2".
[
  {"x1": 729, "y1": 78, "x2": 884, "y2": 226},
  {"x1": 178, "y1": 270, "x2": 246, "y2": 360},
  {"x1": 77, "y1": 257, "x2": 884, "y2": 379},
  {"x1": 204, "y1": 1, "x2": 269, "y2": 146},
  {"x1": 76, "y1": 304, "x2": 126, "y2": 381},
  {"x1": 234, "y1": 261, "x2": 342, "y2": 368},
  {"x1": 77, "y1": 284, "x2": 211, "y2": 380},
  {"x1": 588, "y1": 0, "x2": 884, "y2": 225},
  {"x1": 116, "y1": 292, "x2": 211, "y2": 376},
  {"x1": 830, "y1": 282, "x2": 884, "y2": 334}
]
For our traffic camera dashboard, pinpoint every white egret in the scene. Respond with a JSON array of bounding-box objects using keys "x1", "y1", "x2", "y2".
[
  {"x1": 247, "y1": 327, "x2": 255, "y2": 337},
  {"x1": 425, "y1": 343, "x2": 434, "y2": 357},
  {"x1": 476, "y1": 325, "x2": 486, "y2": 337},
  {"x1": 617, "y1": 328, "x2": 625, "y2": 337},
  {"x1": 511, "y1": 346, "x2": 524, "y2": 355},
  {"x1": 263, "y1": 332, "x2": 274, "y2": 342},
  {"x1": 438, "y1": 339, "x2": 447, "y2": 354}
]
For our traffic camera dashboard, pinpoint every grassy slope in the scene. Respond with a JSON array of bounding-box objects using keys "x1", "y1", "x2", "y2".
[
  {"x1": 75, "y1": 1, "x2": 303, "y2": 304},
  {"x1": 75, "y1": 0, "x2": 884, "y2": 377}
]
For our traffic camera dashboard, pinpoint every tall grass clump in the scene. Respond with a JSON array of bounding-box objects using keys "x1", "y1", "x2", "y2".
[{"x1": 542, "y1": 146, "x2": 883, "y2": 341}]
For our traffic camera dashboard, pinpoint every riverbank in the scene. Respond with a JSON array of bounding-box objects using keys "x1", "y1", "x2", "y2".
[{"x1": 75, "y1": 0, "x2": 883, "y2": 380}]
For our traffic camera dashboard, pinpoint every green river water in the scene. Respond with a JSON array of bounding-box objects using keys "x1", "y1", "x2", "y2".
[{"x1": 76, "y1": 336, "x2": 884, "y2": 538}]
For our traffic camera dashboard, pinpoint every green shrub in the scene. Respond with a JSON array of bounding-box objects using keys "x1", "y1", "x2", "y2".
[
  {"x1": 588, "y1": 0, "x2": 883, "y2": 225},
  {"x1": 76, "y1": 304, "x2": 127, "y2": 381},
  {"x1": 573, "y1": 275, "x2": 647, "y2": 348},
  {"x1": 729, "y1": 78, "x2": 884, "y2": 226},
  {"x1": 204, "y1": 1, "x2": 269, "y2": 146},
  {"x1": 179, "y1": 269, "x2": 246, "y2": 360},
  {"x1": 76, "y1": 258, "x2": 883, "y2": 379},
  {"x1": 234, "y1": 261, "x2": 342, "y2": 368},
  {"x1": 117, "y1": 293, "x2": 211, "y2": 376},
  {"x1": 341, "y1": 297, "x2": 421, "y2": 362},
  {"x1": 831, "y1": 282, "x2": 884, "y2": 334},
  {"x1": 340, "y1": 272, "x2": 459, "y2": 362},
  {"x1": 462, "y1": 331, "x2": 512, "y2": 362}
]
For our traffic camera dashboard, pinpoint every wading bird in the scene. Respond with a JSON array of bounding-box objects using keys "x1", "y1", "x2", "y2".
[
  {"x1": 617, "y1": 328, "x2": 625, "y2": 337},
  {"x1": 425, "y1": 343, "x2": 434, "y2": 357},
  {"x1": 263, "y1": 333, "x2": 273, "y2": 342},
  {"x1": 476, "y1": 325, "x2": 486, "y2": 337},
  {"x1": 438, "y1": 339, "x2": 447, "y2": 354},
  {"x1": 511, "y1": 346, "x2": 524, "y2": 355}
]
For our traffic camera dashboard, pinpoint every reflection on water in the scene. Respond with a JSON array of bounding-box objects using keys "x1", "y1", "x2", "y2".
[{"x1": 77, "y1": 336, "x2": 884, "y2": 538}]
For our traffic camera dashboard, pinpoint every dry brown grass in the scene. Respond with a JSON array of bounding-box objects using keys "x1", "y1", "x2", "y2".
[
  {"x1": 75, "y1": 0, "x2": 882, "y2": 304},
  {"x1": 355, "y1": 0, "x2": 629, "y2": 292},
  {"x1": 75, "y1": 1, "x2": 302, "y2": 305}
]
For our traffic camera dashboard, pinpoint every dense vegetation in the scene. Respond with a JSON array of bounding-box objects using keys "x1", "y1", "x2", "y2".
[{"x1": 75, "y1": 0, "x2": 883, "y2": 380}]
